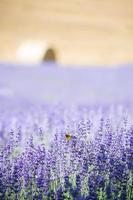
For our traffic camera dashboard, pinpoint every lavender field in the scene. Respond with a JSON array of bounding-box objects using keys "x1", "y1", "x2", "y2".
[{"x1": 0, "y1": 63, "x2": 133, "y2": 200}]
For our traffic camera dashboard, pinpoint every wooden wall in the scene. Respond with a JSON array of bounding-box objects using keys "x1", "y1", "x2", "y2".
[{"x1": 0, "y1": 0, "x2": 133, "y2": 66}]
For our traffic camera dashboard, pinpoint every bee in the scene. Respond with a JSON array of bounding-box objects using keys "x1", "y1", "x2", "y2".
[{"x1": 65, "y1": 134, "x2": 72, "y2": 142}]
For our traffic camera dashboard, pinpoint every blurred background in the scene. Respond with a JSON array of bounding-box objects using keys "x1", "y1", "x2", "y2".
[
  {"x1": 0, "y1": 0, "x2": 133, "y2": 105},
  {"x1": 0, "y1": 0, "x2": 133, "y2": 66}
]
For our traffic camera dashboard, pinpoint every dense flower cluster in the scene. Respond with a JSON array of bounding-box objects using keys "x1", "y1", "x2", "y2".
[{"x1": 0, "y1": 102, "x2": 132, "y2": 200}]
